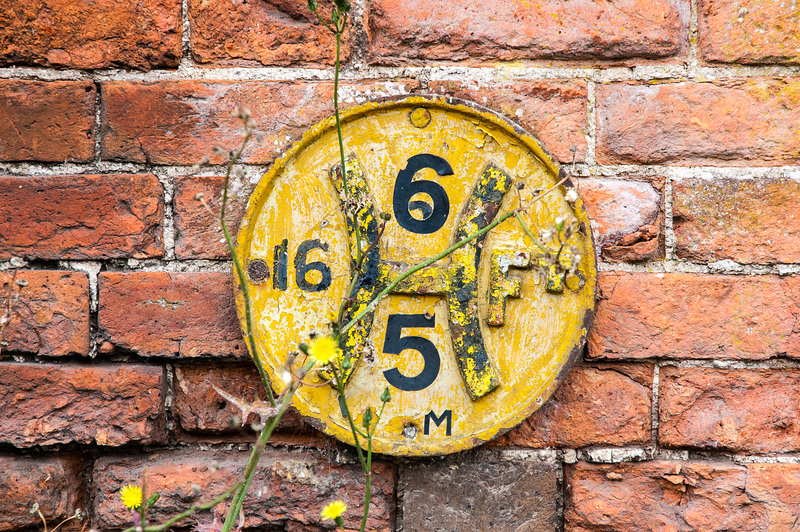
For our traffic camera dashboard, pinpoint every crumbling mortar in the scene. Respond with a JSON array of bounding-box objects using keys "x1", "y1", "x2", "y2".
[
  {"x1": 585, "y1": 79, "x2": 596, "y2": 166},
  {"x1": 660, "y1": 359, "x2": 800, "y2": 370},
  {"x1": 164, "y1": 363, "x2": 177, "y2": 446},
  {"x1": 153, "y1": 171, "x2": 177, "y2": 260},
  {"x1": 651, "y1": 364, "x2": 661, "y2": 448},
  {"x1": 0, "y1": 63, "x2": 799, "y2": 84},
  {"x1": 687, "y1": 0, "x2": 699, "y2": 78},
  {"x1": 663, "y1": 174, "x2": 676, "y2": 261}
]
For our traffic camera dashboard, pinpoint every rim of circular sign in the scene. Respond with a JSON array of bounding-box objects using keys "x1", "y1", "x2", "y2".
[{"x1": 235, "y1": 94, "x2": 597, "y2": 456}]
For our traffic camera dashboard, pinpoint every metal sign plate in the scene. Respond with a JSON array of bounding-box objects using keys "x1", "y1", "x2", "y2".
[{"x1": 236, "y1": 95, "x2": 596, "y2": 456}]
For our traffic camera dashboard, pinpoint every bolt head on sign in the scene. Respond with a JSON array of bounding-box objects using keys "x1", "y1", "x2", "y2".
[{"x1": 236, "y1": 95, "x2": 596, "y2": 456}]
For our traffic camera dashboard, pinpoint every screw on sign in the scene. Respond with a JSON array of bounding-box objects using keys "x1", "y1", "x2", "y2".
[{"x1": 236, "y1": 96, "x2": 596, "y2": 456}]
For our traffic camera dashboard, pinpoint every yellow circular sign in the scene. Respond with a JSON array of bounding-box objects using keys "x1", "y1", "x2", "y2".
[{"x1": 236, "y1": 96, "x2": 596, "y2": 456}]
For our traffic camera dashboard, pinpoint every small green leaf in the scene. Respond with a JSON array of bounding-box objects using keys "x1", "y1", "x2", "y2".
[
  {"x1": 380, "y1": 387, "x2": 391, "y2": 403},
  {"x1": 334, "y1": 0, "x2": 350, "y2": 14},
  {"x1": 146, "y1": 492, "x2": 160, "y2": 507},
  {"x1": 307, "y1": 0, "x2": 318, "y2": 12}
]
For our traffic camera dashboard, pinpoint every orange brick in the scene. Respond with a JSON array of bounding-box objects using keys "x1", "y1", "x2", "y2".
[
  {"x1": 0, "y1": 454, "x2": 82, "y2": 531},
  {"x1": 566, "y1": 461, "x2": 769, "y2": 531},
  {"x1": 0, "y1": 363, "x2": 165, "y2": 447},
  {"x1": 674, "y1": 178, "x2": 800, "y2": 264},
  {"x1": 0, "y1": 271, "x2": 89, "y2": 357},
  {"x1": 98, "y1": 272, "x2": 245, "y2": 358},
  {"x1": 588, "y1": 272, "x2": 800, "y2": 360},
  {"x1": 0, "y1": 80, "x2": 95, "y2": 162},
  {"x1": 367, "y1": 0, "x2": 686, "y2": 64},
  {"x1": 699, "y1": 0, "x2": 800, "y2": 65},
  {"x1": 659, "y1": 367, "x2": 800, "y2": 453},
  {"x1": 188, "y1": 0, "x2": 350, "y2": 66},
  {"x1": 0, "y1": 174, "x2": 164, "y2": 260},
  {"x1": 577, "y1": 177, "x2": 664, "y2": 262},
  {"x1": 597, "y1": 79, "x2": 800, "y2": 166}
]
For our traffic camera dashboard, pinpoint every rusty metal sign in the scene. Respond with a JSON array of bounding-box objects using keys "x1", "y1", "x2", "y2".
[{"x1": 235, "y1": 95, "x2": 596, "y2": 456}]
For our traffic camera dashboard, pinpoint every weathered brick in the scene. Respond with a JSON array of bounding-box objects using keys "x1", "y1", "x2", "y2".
[
  {"x1": 588, "y1": 272, "x2": 800, "y2": 360},
  {"x1": 429, "y1": 80, "x2": 587, "y2": 163},
  {"x1": 566, "y1": 461, "x2": 769, "y2": 531},
  {"x1": 0, "y1": 363, "x2": 165, "y2": 447},
  {"x1": 173, "y1": 175, "x2": 248, "y2": 259},
  {"x1": 0, "y1": 0, "x2": 181, "y2": 70},
  {"x1": 746, "y1": 464, "x2": 800, "y2": 531},
  {"x1": 597, "y1": 79, "x2": 800, "y2": 165},
  {"x1": 0, "y1": 271, "x2": 89, "y2": 357},
  {"x1": 659, "y1": 367, "x2": 800, "y2": 453},
  {"x1": 99, "y1": 272, "x2": 245, "y2": 358},
  {"x1": 0, "y1": 80, "x2": 95, "y2": 162},
  {"x1": 0, "y1": 454, "x2": 82, "y2": 532},
  {"x1": 674, "y1": 178, "x2": 800, "y2": 264},
  {"x1": 698, "y1": 0, "x2": 800, "y2": 65},
  {"x1": 0, "y1": 174, "x2": 163, "y2": 260},
  {"x1": 401, "y1": 459, "x2": 557, "y2": 531},
  {"x1": 94, "y1": 448, "x2": 396, "y2": 531},
  {"x1": 495, "y1": 364, "x2": 652, "y2": 448},
  {"x1": 188, "y1": 0, "x2": 349, "y2": 66},
  {"x1": 101, "y1": 80, "x2": 419, "y2": 165},
  {"x1": 367, "y1": 0, "x2": 687, "y2": 64},
  {"x1": 174, "y1": 363, "x2": 308, "y2": 435},
  {"x1": 577, "y1": 177, "x2": 664, "y2": 262}
]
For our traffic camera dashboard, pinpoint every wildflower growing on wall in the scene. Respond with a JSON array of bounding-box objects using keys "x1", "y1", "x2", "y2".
[
  {"x1": 119, "y1": 484, "x2": 143, "y2": 509},
  {"x1": 321, "y1": 500, "x2": 348, "y2": 522},
  {"x1": 309, "y1": 335, "x2": 341, "y2": 365}
]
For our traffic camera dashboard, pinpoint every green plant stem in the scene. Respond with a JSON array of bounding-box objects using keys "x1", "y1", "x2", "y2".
[
  {"x1": 335, "y1": 376, "x2": 368, "y2": 468},
  {"x1": 341, "y1": 208, "x2": 518, "y2": 335},
  {"x1": 220, "y1": 381, "x2": 300, "y2": 532},
  {"x1": 220, "y1": 130, "x2": 276, "y2": 407},
  {"x1": 121, "y1": 483, "x2": 242, "y2": 532},
  {"x1": 514, "y1": 212, "x2": 548, "y2": 254}
]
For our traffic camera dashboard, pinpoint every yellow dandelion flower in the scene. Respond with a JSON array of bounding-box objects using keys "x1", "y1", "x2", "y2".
[
  {"x1": 309, "y1": 336, "x2": 341, "y2": 365},
  {"x1": 119, "y1": 484, "x2": 143, "y2": 509},
  {"x1": 320, "y1": 500, "x2": 347, "y2": 520}
]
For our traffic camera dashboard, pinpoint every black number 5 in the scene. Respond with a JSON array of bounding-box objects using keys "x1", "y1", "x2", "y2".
[
  {"x1": 392, "y1": 154, "x2": 453, "y2": 234},
  {"x1": 382, "y1": 314, "x2": 440, "y2": 391}
]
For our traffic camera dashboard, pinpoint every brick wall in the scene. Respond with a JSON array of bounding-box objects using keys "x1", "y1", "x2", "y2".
[{"x1": 1, "y1": 0, "x2": 799, "y2": 530}]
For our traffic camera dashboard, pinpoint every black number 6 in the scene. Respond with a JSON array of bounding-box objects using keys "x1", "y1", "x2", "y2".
[
  {"x1": 382, "y1": 313, "x2": 440, "y2": 391},
  {"x1": 294, "y1": 239, "x2": 332, "y2": 292},
  {"x1": 392, "y1": 154, "x2": 453, "y2": 234}
]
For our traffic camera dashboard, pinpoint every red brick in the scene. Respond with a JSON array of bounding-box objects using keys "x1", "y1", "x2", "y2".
[
  {"x1": 699, "y1": 0, "x2": 800, "y2": 65},
  {"x1": 99, "y1": 272, "x2": 245, "y2": 358},
  {"x1": 746, "y1": 464, "x2": 800, "y2": 531},
  {"x1": 566, "y1": 461, "x2": 769, "y2": 531},
  {"x1": 577, "y1": 177, "x2": 664, "y2": 262},
  {"x1": 588, "y1": 273, "x2": 800, "y2": 361},
  {"x1": 0, "y1": 271, "x2": 89, "y2": 357},
  {"x1": 94, "y1": 448, "x2": 396, "y2": 531},
  {"x1": 0, "y1": 174, "x2": 164, "y2": 260},
  {"x1": 173, "y1": 363, "x2": 308, "y2": 435},
  {"x1": 674, "y1": 178, "x2": 800, "y2": 264},
  {"x1": 0, "y1": 0, "x2": 181, "y2": 71},
  {"x1": 101, "y1": 80, "x2": 419, "y2": 165},
  {"x1": 0, "y1": 363, "x2": 165, "y2": 447},
  {"x1": 0, "y1": 454, "x2": 82, "y2": 531},
  {"x1": 597, "y1": 79, "x2": 800, "y2": 166},
  {"x1": 189, "y1": 0, "x2": 349, "y2": 67},
  {"x1": 659, "y1": 367, "x2": 800, "y2": 453},
  {"x1": 0, "y1": 80, "x2": 95, "y2": 162},
  {"x1": 495, "y1": 364, "x2": 652, "y2": 448},
  {"x1": 367, "y1": 0, "x2": 686, "y2": 64},
  {"x1": 173, "y1": 175, "x2": 248, "y2": 259},
  {"x1": 429, "y1": 80, "x2": 587, "y2": 163}
]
